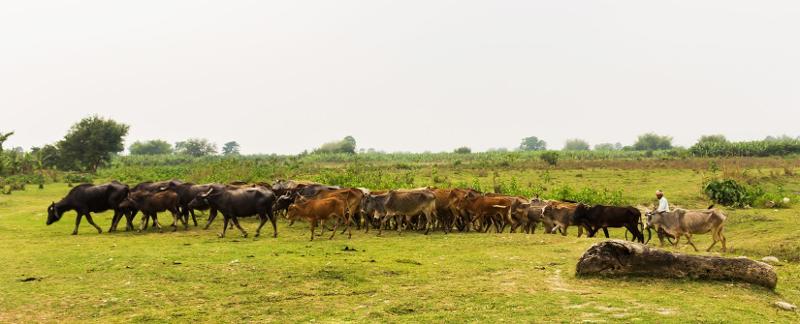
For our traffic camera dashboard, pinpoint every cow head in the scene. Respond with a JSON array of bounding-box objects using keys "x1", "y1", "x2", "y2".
[
  {"x1": 46, "y1": 202, "x2": 63, "y2": 225},
  {"x1": 189, "y1": 187, "x2": 216, "y2": 209},
  {"x1": 644, "y1": 210, "x2": 661, "y2": 229},
  {"x1": 572, "y1": 203, "x2": 589, "y2": 225}
]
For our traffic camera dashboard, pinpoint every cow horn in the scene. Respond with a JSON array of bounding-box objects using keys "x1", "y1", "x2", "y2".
[
  {"x1": 492, "y1": 205, "x2": 507, "y2": 208},
  {"x1": 202, "y1": 188, "x2": 214, "y2": 197}
]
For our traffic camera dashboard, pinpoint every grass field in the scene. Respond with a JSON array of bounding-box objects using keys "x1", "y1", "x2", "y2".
[{"x1": 2, "y1": 164, "x2": 800, "y2": 322}]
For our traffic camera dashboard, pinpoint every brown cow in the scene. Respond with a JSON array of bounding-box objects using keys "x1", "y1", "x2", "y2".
[
  {"x1": 287, "y1": 196, "x2": 350, "y2": 241},
  {"x1": 431, "y1": 188, "x2": 462, "y2": 233},
  {"x1": 447, "y1": 188, "x2": 481, "y2": 231},
  {"x1": 313, "y1": 188, "x2": 364, "y2": 231},
  {"x1": 381, "y1": 189, "x2": 437, "y2": 236},
  {"x1": 457, "y1": 191, "x2": 514, "y2": 233},
  {"x1": 119, "y1": 190, "x2": 182, "y2": 232}
]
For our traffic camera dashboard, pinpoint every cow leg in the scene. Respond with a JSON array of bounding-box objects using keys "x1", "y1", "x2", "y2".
[
  {"x1": 230, "y1": 216, "x2": 248, "y2": 238},
  {"x1": 603, "y1": 227, "x2": 610, "y2": 238},
  {"x1": 152, "y1": 213, "x2": 163, "y2": 232},
  {"x1": 124, "y1": 210, "x2": 134, "y2": 231},
  {"x1": 329, "y1": 214, "x2": 340, "y2": 240},
  {"x1": 269, "y1": 209, "x2": 278, "y2": 238},
  {"x1": 71, "y1": 213, "x2": 84, "y2": 235},
  {"x1": 139, "y1": 213, "x2": 149, "y2": 232},
  {"x1": 309, "y1": 219, "x2": 317, "y2": 241},
  {"x1": 190, "y1": 209, "x2": 199, "y2": 226},
  {"x1": 685, "y1": 234, "x2": 699, "y2": 252},
  {"x1": 169, "y1": 210, "x2": 179, "y2": 232},
  {"x1": 204, "y1": 209, "x2": 218, "y2": 230},
  {"x1": 84, "y1": 213, "x2": 103, "y2": 234},
  {"x1": 219, "y1": 215, "x2": 230, "y2": 238},
  {"x1": 719, "y1": 228, "x2": 727, "y2": 252},
  {"x1": 254, "y1": 211, "x2": 270, "y2": 238},
  {"x1": 108, "y1": 211, "x2": 120, "y2": 232}
]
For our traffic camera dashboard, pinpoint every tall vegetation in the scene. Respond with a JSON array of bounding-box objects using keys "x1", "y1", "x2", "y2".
[
  {"x1": 563, "y1": 139, "x2": 590, "y2": 151},
  {"x1": 129, "y1": 140, "x2": 173, "y2": 155},
  {"x1": 520, "y1": 136, "x2": 546, "y2": 151},
  {"x1": 175, "y1": 138, "x2": 217, "y2": 157},
  {"x1": 632, "y1": 133, "x2": 673, "y2": 151},
  {"x1": 594, "y1": 142, "x2": 622, "y2": 151},
  {"x1": 314, "y1": 136, "x2": 356, "y2": 154},
  {"x1": 690, "y1": 136, "x2": 800, "y2": 157}
]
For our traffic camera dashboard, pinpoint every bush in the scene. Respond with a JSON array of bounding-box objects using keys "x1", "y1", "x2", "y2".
[
  {"x1": 540, "y1": 151, "x2": 559, "y2": 166},
  {"x1": 703, "y1": 178, "x2": 761, "y2": 207},
  {"x1": 453, "y1": 147, "x2": 471, "y2": 154}
]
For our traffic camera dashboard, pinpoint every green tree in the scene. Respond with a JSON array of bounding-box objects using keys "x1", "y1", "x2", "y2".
[
  {"x1": 519, "y1": 136, "x2": 547, "y2": 151},
  {"x1": 563, "y1": 139, "x2": 590, "y2": 151},
  {"x1": 632, "y1": 133, "x2": 673, "y2": 151},
  {"x1": 696, "y1": 134, "x2": 728, "y2": 145},
  {"x1": 175, "y1": 138, "x2": 217, "y2": 157},
  {"x1": 315, "y1": 136, "x2": 357, "y2": 154},
  {"x1": 222, "y1": 141, "x2": 241, "y2": 155},
  {"x1": 129, "y1": 139, "x2": 173, "y2": 155},
  {"x1": 453, "y1": 146, "x2": 472, "y2": 154},
  {"x1": 58, "y1": 116, "x2": 129, "y2": 172},
  {"x1": 594, "y1": 142, "x2": 622, "y2": 151}
]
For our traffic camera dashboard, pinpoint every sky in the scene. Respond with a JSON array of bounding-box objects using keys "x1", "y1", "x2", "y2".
[{"x1": 1, "y1": 1, "x2": 798, "y2": 154}]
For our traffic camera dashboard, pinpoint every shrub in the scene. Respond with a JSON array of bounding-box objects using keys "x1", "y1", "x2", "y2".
[
  {"x1": 703, "y1": 178, "x2": 760, "y2": 207},
  {"x1": 453, "y1": 147, "x2": 471, "y2": 154},
  {"x1": 540, "y1": 151, "x2": 559, "y2": 166}
]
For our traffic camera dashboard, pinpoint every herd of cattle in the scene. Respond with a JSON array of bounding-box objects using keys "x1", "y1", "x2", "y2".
[{"x1": 45, "y1": 179, "x2": 728, "y2": 251}]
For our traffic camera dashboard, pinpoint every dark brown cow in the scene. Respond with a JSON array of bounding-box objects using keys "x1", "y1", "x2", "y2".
[
  {"x1": 119, "y1": 190, "x2": 182, "y2": 231},
  {"x1": 431, "y1": 188, "x2": 461, "y2": 233},
  {"x1": 287, "y1": 196, "x2": 350, "y2": 241},
  {"x1": 573, "y1": 204, "x2": 644, "y2": 243}
]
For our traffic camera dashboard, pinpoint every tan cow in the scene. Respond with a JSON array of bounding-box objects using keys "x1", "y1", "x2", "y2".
[
  {"x1": 541, "y1": 201, "x2": 588, "y2": 237},
  {"x1": 287, "y1": 196, "x2": 350, "y2": 241},
  {"x1": 645, "y1": 208, "x2": 727, "y2": 252}
]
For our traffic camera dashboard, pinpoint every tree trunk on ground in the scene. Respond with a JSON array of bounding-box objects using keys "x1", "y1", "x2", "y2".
[{"x1": 576, "y1": 240, "x2": 777, "y2": 290}]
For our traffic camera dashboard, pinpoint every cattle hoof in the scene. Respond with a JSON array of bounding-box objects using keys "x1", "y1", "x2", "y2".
[
  {"x1": 254, "y1": 233, "x2": 261, "y2": 238},
  {"x1": 242, "y1": 233, "x2": 249, "y2": 238},
  {"x1": 218, "y1": 233, "x2": 225, "y2": 238},
  {"x1": 71, "y1": 232, "x2": 78, "y2": 235}
]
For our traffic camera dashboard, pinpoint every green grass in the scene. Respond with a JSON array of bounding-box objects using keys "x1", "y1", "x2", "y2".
[{"x1": 2, "y1": 166, "x2": 800, "y2": 322}]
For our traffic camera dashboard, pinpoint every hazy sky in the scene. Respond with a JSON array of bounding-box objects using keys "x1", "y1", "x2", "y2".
[{"x1": 2, "y1": 1, "x2": 798, "y2": 154}]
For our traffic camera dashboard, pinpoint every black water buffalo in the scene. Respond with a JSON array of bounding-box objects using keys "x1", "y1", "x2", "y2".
[
  {"x1": 572, "y1": 204, "x2": 644, "y2": 243},
  {"x1": 188, "y1": 184, "x2": 277, "y2": 238},
  {"x1": 47, "y1": 181, "x2": 129, "y2": 235},
  {"x1": 174, "y1": 182, "x2": 217, "y2": 227}
]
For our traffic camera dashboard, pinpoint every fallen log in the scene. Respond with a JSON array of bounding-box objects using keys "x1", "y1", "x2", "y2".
[{"x1": 576, "y1": 240, "x2": 777, "y2": 289}]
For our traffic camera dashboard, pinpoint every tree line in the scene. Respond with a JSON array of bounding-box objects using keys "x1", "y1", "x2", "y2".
[{"x1": 1, "y1": 115, "x2": 799, "y2": 176}]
